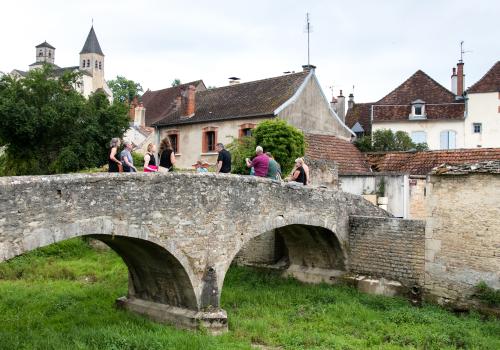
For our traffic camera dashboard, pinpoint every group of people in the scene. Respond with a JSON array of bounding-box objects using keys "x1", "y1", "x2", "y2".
[
  {"x1": 108, "y1": 138, "x2": 309, "y2": 185},
  {"x1": 108, "y1": 137, "x2": 176, "y2": 173}
]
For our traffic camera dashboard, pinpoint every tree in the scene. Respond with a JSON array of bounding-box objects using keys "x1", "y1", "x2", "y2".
[
  {"x1": 108, "y1": 76, "x2": 143, "y2": 104},
  {"x1": 226, "y1": 135, "x2": 257, "y2": 175},
  {"x1": 0, "y1": 65, "x2": 129, "y2": 175},
  {"x1": 253, "y1": 119, "x2": 305, "y2": 175},
  {"x1": 354, "y1": 129, "x2": 429, "y2": 152},
  {"x1": 171, "y1": 79, "x2": 181, "y2": 87}
]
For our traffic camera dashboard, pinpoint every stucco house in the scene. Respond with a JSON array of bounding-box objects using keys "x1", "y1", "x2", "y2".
[
  {"x1": 140, "y1": 66, "x2": 353, "y2": 169},
  {"x1": 465, "y1": 61, "x2": 500, "y2": 148},
  {"x1": 10, "y1": 26, "x2": 112, "y2": 100}
]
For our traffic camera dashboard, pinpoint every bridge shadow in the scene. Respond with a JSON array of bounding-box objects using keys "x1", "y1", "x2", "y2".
[
  {"x1": 228, "y1": 224, "x2": 346, "y2": 288},
  {"x1": 87, "y1": 235, "x2": 198, "y2": 310}
]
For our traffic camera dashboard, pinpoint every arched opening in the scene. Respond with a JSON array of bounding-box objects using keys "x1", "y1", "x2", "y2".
[{"x1": 87, "y1": 234, "x2": 198, "y2": 310}]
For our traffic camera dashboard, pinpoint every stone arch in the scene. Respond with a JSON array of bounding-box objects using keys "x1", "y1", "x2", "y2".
[{"x1": 88, "y1": 234, "x2": 198, "y2": 310}]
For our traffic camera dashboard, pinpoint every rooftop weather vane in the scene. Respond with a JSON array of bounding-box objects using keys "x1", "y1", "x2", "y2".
[{"x1": 304, "y1": 13, "x2": 313, "y2": 66}]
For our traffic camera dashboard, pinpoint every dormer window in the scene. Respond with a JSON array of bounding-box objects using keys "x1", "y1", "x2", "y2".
[{"x1": 409, "y1": 99, "x2": 426, "y2": 120}]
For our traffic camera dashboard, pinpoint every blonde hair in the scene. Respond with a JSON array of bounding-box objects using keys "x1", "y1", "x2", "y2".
[
  {"x1": 110, "y1": 137, "x2": 121, "y2": 148},
  {"x1": 295, "y1": 158, "x2": 304, "y2": 165},
  {"x1": 147, "y1": 143, "x2": 155, "y2": 153}
]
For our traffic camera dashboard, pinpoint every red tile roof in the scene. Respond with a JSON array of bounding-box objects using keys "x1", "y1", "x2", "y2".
[
  {"x1": 468, "y1": 61, "x2": 500, "y2": 94},
  {"x1": 305, "y1": 133, "x2": 371, "y2": 174},
  {"x1": 372, "y1": 103, "x2": 465, "y2": 122},
  {"x1": 141, "y1": 80, "x2": 205, "y2": 126},
  {"x1": 367, "y1": 148, "x2": 500, "y2": 175},
  {"x1": 345, "y1": 102, "x2": 373, "y2": 134},
  {"x1": 153, "y1": 72, "x2": 309, "y2": 127},
  {"x1": 377, "y1": 70, "x2": 457, "y2": 105}
]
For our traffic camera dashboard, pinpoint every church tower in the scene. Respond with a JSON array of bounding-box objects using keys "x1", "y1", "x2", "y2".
[
  {"x1": 79, "y1": 26, "x2": 105, "y2": 90},
  {"x1": 29, "y1": 41, "x2": 56, "y2": 70}
]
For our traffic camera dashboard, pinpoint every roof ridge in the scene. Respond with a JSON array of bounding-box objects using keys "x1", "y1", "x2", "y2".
[
  {"x1": 144, "y1": 80, "x2": 204, "y2": 95},
  {"x1": 200, "y1": 71, "x2": 308, "y2": 93},
  {"x1": 468, "y1": 60, "x2": 500, "y2": 93}
]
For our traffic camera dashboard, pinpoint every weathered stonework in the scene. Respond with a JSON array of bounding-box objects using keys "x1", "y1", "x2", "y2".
[
  {"x1": 349, "y1": 216, "x2": 426, "y2": 286},
  {"x1": 425, "y1": 172, "x2": 500, "y2": 302},
  {"x1": 0, "y1": 172, "x2": 388, "y2": 331}
]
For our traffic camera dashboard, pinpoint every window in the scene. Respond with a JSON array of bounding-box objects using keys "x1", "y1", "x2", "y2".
[
  {"x1": 202, "y1": 127, "x2": 218, "y2": 153},
  {"x1": 168, "y1": 134, "x2": 178, "y2": 153},
  {"x1": 87, "y1": 59, "x2": 90, "y2": 67},
  {"x1": 39, "y1": 50, "x2": 43, "y2": 56},
  {"x1": 410, "y1": 99, "x2": 426, "y2": 119},
  {"x1": 239, "y1": 123, "x2": 256, "y2": 138},
  {"x1": 99, "y1": 61, "x2": 102, "y2": 70},
  {"x1": 95, "y1": 61, "x2": 98, "y2": 68},
  {"x1": 48, "y1": 51, "x2": 51, "y2": 58},
  {"x1": 206, "y1": 131, "x2": 216, "y2": 152},
  {"x1": 411, "y1": 131, "x2": 427, "y2": 144},
  {"x1": 440, "y1": 130, "x2": 456, "y2": 149},
  {"x1": 473, "y1": 123, "x2": 482, "y2": 134},
  {"x1": 82, "y1": 60, "x2": 85, "y2": 68}
]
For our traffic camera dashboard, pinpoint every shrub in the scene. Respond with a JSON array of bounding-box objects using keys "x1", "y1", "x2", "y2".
[
  {"x1": 226, "y1": 136, "x2": 256, "y2": 175},
  {"x1": 474, "y1": 281, "x2": 500, "y2": 306}
]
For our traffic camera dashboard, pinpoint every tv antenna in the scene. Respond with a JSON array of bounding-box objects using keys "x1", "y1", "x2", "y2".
[
  {"x1": 459, "y1": 41, "x2": 472, "y2": 63},
  {"x1": 304, "y1": 13, "x2": 313, "y2": 66}
]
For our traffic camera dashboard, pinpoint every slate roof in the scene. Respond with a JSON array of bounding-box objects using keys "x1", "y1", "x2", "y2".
[
  {"x1": 468, "y1": 61, "x2": 500, "y2": 94},
  {"x1": 35, "y1": 41, "x2": 55, "y2": 49},
  {"x1": 432, "y1": 160, "x2": 500, "y2": 175},
  {"x1": 345, "y1": 102, "x2": 373, "y2": 134},
  {"x1": 305, "y1": 133, "x2": 371, "y2": 174},
  {"x1": 367, "y1": 148, "x2": 500, "y2": 175},
  {"x1": 141, "y1": 80, "x2": 205, "y2": 126},
  {"x1": 80, "y1": 26, "x2": 104, "y2": 55},
  {"x1": 370, "y1": 70, "x2": 465, "y2": 122},
  {"x1": 153, "y1": 71, "x2": 310, "y2": 127}
]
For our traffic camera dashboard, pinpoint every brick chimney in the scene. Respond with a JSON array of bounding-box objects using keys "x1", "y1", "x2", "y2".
[
  {"x1": 451, "y1": 67, "x2": 458, "y2": 95},
  {"x1": 181, "y1": 85, "x2": 196, "y2": 118},
  {"x1": 336, "y1": 90, "x2": 346, "y2": 121},
  {"x1": 456, "y1": 62, "x2": 465, "y2": 96},
  {"x1": 348, "y1": 93, "x2": 355, "y2": 110},
  {"x1": 302, "y1": 64, "x2": 316, "y2": 72}
]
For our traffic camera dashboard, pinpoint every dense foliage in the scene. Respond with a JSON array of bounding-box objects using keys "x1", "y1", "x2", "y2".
[
  {"x1": 0, "y1": 66, "x2": 129, "y2": 175},
  {"x1": 355, "y1": 129, "x2": 429, "y2": 152},
  {"x1": 107, "y1": 76, "x2": 143, "y2": 104},
  {"x1": 0, "y1": 239, "x2": 498, "y2": 349},
  {"x1": 226, "y1": 135, "x2": 257, "y2": 175}
]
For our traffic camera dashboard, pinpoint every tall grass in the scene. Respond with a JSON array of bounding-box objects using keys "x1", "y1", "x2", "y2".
[{"x1": 0, "y1": 239, "x2": 498, "y2": 350}]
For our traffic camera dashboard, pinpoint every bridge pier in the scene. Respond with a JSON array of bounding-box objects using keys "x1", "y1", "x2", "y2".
[{"x1": 116, "y1": 297, "x2": 228, "y2": 334}]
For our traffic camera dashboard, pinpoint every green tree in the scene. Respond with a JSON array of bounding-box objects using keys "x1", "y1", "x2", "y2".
[
  {"x1": 0, "y1": 65, "x2": 129, "y2": 175},
  {"x1": 355, "y1": 129, "x2": 428, "y2": 152},
  {"x1": 226, "y1": 135, "x2": 257, "y2": 175},
  {"x1": 253, "y1": 119, "x2": 305, "y2": 175},
  {"x1": 171, "y1": 79, "x2": 181, "y2": 87},
  {"x1": 108, "y1": 76, "x2": 143, "y2": 104}
]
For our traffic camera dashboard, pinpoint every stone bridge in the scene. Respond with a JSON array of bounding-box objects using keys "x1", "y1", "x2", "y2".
[{"x1": 0, "y1": 173, "x2": 424, "y2": 332}]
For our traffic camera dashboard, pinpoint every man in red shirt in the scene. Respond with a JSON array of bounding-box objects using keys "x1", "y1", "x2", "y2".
[{"x1": 245, "y1": 146, "x2": 270, "y2": 177}]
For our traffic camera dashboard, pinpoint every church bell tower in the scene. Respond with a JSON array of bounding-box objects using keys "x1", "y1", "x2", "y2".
[{"x1": 79, "y1": 26, "x2": 105, "y2": 90}]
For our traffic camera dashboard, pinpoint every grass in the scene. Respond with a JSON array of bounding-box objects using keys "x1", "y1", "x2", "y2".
[{"x1": 0, "y1": 239, "x2": 498, "y2": 350}]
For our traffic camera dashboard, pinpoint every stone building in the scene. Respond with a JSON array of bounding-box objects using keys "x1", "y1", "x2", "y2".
[
  {"x1": 138, "y1": 66, "x2": 354, "y2": 169},
  {"x1": 10, "y1": 26, "x2": 112, "y2": 100}
]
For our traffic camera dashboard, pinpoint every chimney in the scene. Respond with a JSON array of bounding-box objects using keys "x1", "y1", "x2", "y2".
[
  {"x1": 336, "y1": 90, "x2": 346, "y2": 121},
  {"x1": 228, "y1": 77, "x2": 240, "y2": 85},
  {"x1": 457, "y1": 61, "x2": 465, "y2": 96},
  {"x1": 175, "y1": 95, "x2": 182, "y2": 110},
  {"x1": 451, "y1": 67, "x2": 458, "y2": 94},
  {"x1": 181, "y1": 85, "x2": 196, "y2": 117},
  {"x1": 133, "y1": 102, "x2": 146, "y2": 127},
  {"x1": 129, "y1": 96, "x2": 138, "y2": 121},
  {"x1": 348, "y1": 93, "x2": 355, "y2": 110},
  {"x1": 302, "y1": 64, "x2": 316, "y2": 72}
]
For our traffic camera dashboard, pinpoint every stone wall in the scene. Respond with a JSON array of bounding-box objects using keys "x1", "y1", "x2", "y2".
[
  {"x1": 304, "y1": 157, "x2": 339, "y2": 189},
  {"x1": 348, "y1": 216, "x2": 426, "y2": 285},
  {"x1": 409, "y1": 176, "x2": 426, "y2": 219},
  {"x1": 425, "y1": 173, "x2": 500, "y2": 301}
]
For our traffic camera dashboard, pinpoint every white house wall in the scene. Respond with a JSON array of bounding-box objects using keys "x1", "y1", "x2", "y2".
[{"x1": 465, "y1": 92, "x2": 500, "y2": 148}]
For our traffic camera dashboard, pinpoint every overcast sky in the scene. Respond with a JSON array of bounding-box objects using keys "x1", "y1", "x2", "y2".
[{"x1": 1, "y1": 0, "x2": 499, "y2": 102}]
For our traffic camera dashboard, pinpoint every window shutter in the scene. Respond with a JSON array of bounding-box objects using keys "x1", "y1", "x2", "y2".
[{"x1": 440, "y1": 131, "x2": 448, "y2": 149}]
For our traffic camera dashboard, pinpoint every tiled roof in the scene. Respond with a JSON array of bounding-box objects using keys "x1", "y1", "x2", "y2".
[
  {"x1": 141, "y1": 80, "x2": 205, "y2": 126},
  {"x1": 468, "y1": 61, "x2": 500, "y2": 94},
  {"x1": 305, "y1": 133, "x2": 371, "y2": 174},
  {"x1": 80, "y1": 26, "x2": 104, "y2": 55},
  {"x1": 432, "y1": 160, "x2": 500, "y2": 175},
  {"x1": 153, "y1": 72, "x2": 309, "y2": 127},
  {"x1": 367, "y1": 148, "x2": 500, "y2": 175},
  {"x1": 345, "y1": 102, "x2": 373, "y2": 134},
  {"x1": 372, "y1": 103, "x2": 465, "y2": 122},
  {"x1": 35, "y1": 41, "x2": 55, "y2": 49},
  {"x1": 377, "y1": 70, "x2": 456, "y2": 105}
]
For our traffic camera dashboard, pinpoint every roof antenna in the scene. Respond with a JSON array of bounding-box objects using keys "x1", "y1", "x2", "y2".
[
  {"x1": 304, "y1": 13, "x2": 313, "y2": 66},
  {"x1": 459, "y1": 40, "x2": 472, "y2": 63}
]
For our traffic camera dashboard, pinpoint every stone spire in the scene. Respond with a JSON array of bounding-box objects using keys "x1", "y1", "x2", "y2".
[{"x1": 80, "y1": 26, "x2": 104, "y2": 56}]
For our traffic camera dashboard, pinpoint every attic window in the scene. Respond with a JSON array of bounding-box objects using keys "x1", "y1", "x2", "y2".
[{"x1": 410, "y1": 99, "x2": 426, "y2": 120}]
